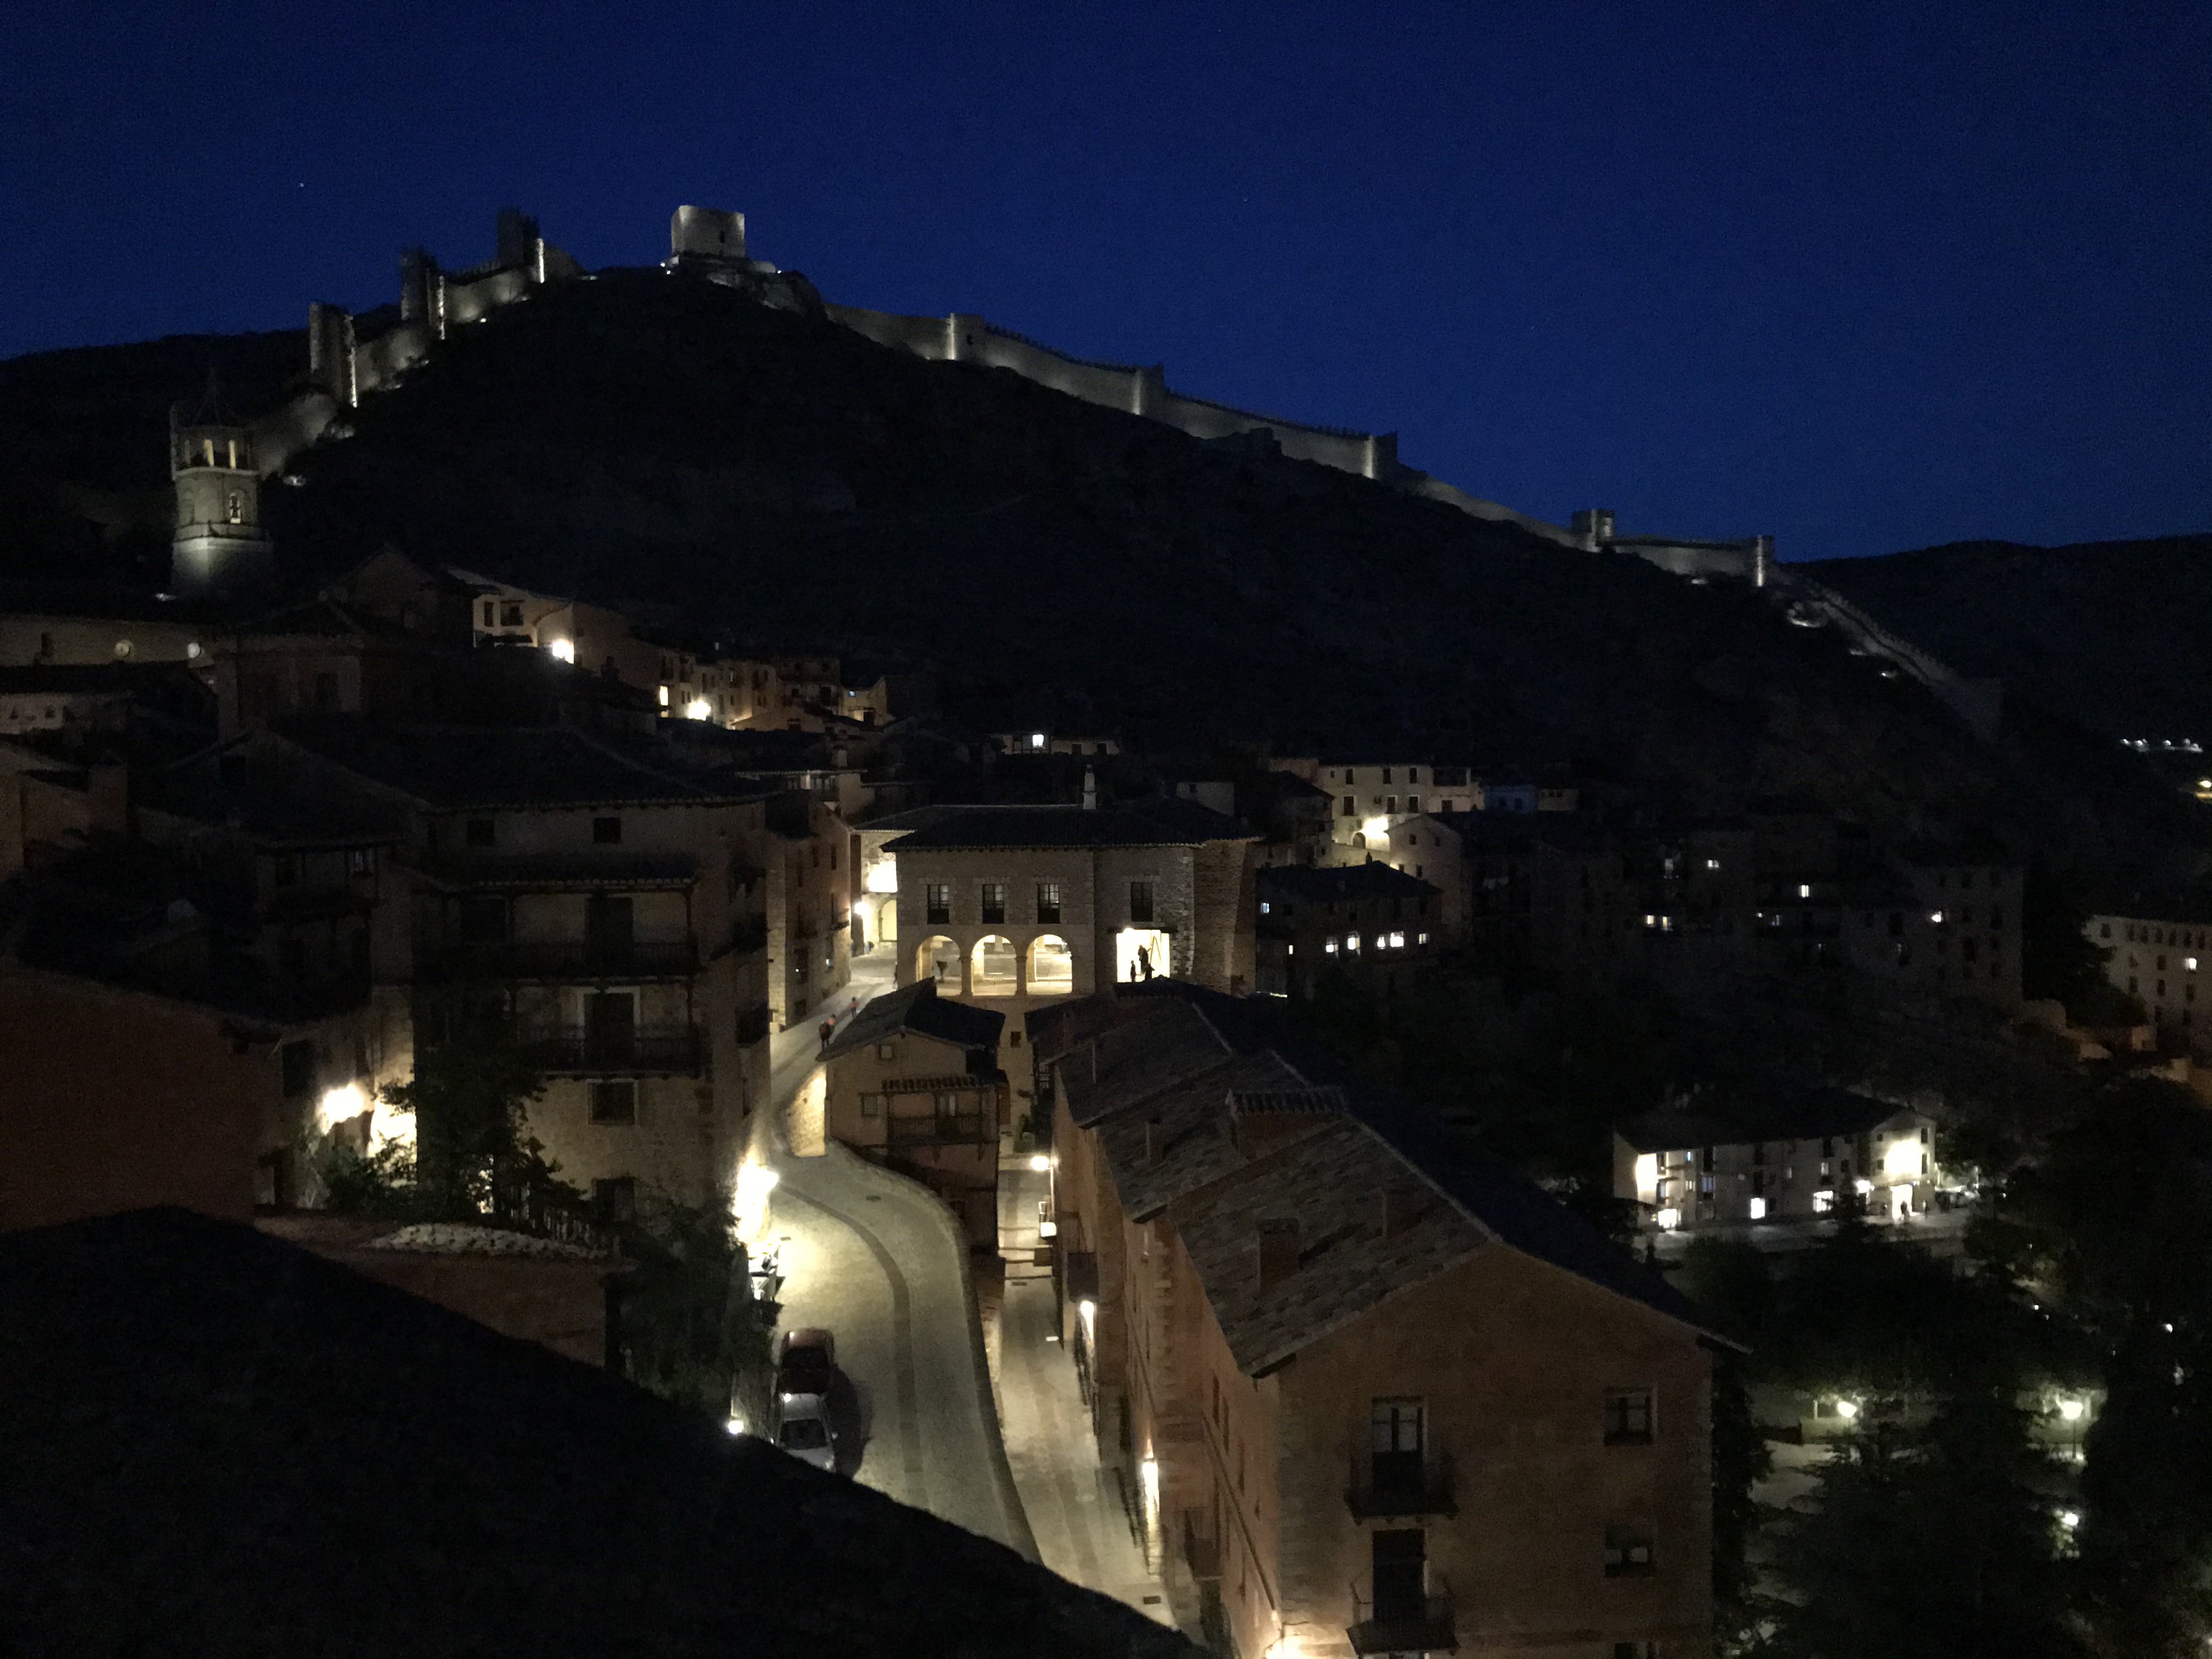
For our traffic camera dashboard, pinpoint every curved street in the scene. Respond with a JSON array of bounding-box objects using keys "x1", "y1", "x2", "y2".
[{"x1": 757, "y1": 951, "x2": 1037, "y2": 1557}]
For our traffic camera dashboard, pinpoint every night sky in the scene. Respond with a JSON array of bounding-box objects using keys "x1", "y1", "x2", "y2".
[{"x1": 5, "y1": 1, "x2": 2206, "y2": 560}]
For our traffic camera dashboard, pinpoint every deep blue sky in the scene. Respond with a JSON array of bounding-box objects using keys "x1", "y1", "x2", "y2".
[{"x1": 6, "y1": 1, "x2": 2207, "y2": 559}]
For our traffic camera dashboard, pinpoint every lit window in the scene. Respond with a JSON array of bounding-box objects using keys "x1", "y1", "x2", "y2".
[
  {"x1": 1417, "y1": 932, "x2": 1429, "y2": 945},
  {"x1": 1389, "y1": 932, "x2": 1405, "y2": 949},
  {"x1": 1345, "y1": 933, "x2": 1361, "y2": 952},
  {"x1": 1930, "y1": 911, "x2": 1945, "y2": 924},
  {"x1": 1705, "y1": 858, "x2": 1720, "y2": 870},
  {"x1": 1604, "y1": 1389, "x2": 1653, "y2": 1444},
  {"x1": 1748, "y1": 1197, "x2": 1767, "y2": 1221},
  {"x1": 1325, "y1": 938, "x2": 1340, "y2": 955},
  {"x1": 1798, "y1": 883, "x2": 1811, "y2": 899}
]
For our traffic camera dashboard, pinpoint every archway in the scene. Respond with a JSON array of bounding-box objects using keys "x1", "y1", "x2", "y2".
[
  {"x1": 1027, "y1": 934, "x2": 1074, "y2": 995},
  {"x1": 916, "y1": 935, "x2": 960, "y2": 988},
  {"x1": 971, "y1": 935, "x2": 1018, "y2": 996}
]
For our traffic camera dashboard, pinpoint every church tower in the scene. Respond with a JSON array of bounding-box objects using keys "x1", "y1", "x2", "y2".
[{"x1": 170, "y1": 383, "x2": 275, "y2": 596}]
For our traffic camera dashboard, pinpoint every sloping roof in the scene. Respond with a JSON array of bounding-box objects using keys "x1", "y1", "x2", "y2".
[
  {"x1": 1052, "y1": 989, "x2": 1722, "y2": 1355},
  {"x1": 1256, "y1": 862, "x2": 1438, "y2": 901},
  {"x1": 824, "y1": 979, "x2": 1005, "y2": 1062},
  {"x1": 0, "y1": 1210, "x2": 1190, "y2": 1659},
  {"x1": 1167, "y1": 1119, "x2": 1489, "y2": 1375},
  {"x1": 273, "y1": 718, "x2": 776, "y2": 810},
  {"x1": 879, "y1": 797, "x2": 1250, "y2": 851},
  {"x1": 1614, "y1": 1087, "x2": 1911, "y2": 1152}
]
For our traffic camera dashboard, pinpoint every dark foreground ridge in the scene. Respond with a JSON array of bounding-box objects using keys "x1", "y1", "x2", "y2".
[{"x1": 0, "y1": 1207, "x2": 1192, "y2": 1659}]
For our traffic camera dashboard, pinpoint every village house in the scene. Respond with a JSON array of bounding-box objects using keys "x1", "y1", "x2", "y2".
[
  {"x1": 815, "y1": 980, "x2": 1009, "y2": 1246},
  {"x1": 2086, "y1": 905, "x2": 2212, "y2": 1057},
  {"x1": 876, "y1": 794, "x2": 1257, "y2": 1091},
  {"x1": 1255, "y1": 862, "x2": 1442, "y2": 1002},
  {"x1": 1837, "y1": 843, "x2": 2024, "y2": 1011},
  {"x1": 1037, "y1": 986, "x2": 1720, "y2": 1659},
  {"x1": 177, "y1": 718, "x2": 785, "y2": 1211},
  {"x1": 1613, "y1": 1088, "x2": 1942, "y2": 1233}
]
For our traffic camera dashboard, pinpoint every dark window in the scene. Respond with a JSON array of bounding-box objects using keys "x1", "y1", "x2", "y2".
[
  {"x1": 458, "y1": 896, "x2": 508, "y2": 944},
  {"x1": 590, "y1": 1080, "x2": 637, "y2": 1124},
  {"x1": 349, "y1": 928, "x2": 371, "y2": 977},
  {"x1": 1604, "y1": 1526, "x2": 1655, "y2": 1576},
  {"x1": 218, "y1": 753, "x2": 247, "y2": 789},
  {"x1": 1370, "y1": 1398, "x2": 1425, "y2": 1492},
  {"x1": 1037, "y1": 882, "x2": 1063, "y2": 924},
  {"x1": 465, "y1": 819, "x2": 495, "y2": 848},
  {"x1": 281, "y1": 936, "x2": 306, "y2": 980},
  {"x1": 593, "y1": 1176, "x2": 636, "y2": 1224},
  {"x1": 1342, "y1": 797, "x2": 1356, "y2": 817},
  {"x1": 1130, "y1": 880, "x2": 1156, "y2": 925},
  {"x1": 279, "y1": 1040, "x2": 317, "y2": 1099},
  {"x1": 925, "y1": 883, "x2": 951, "y2": 926},
  {"x1": 501, "y1": 602, "x2": 524, "y2": 628},
  {"x1": 980, "y1": 883, "x2": 1007, "y2": 924},
  {"x1": 1371, "y1": 1530, "x2": 1426, "y2": 1621},
  {"x1": 313, "y1": 672, "x2": 340, "y2": 710},
  {"x1": 593, "y1": 816, "x2": 622, "y2": 844},
  {"x1": 270, "y1": 853, "x2": 300, "y2": 888},
  {"x1": 481, "y1": 601, "x2": 496, "y2": 626},
  {"x1": 1605, "y1": 1389, "x2": 1654, "y2": 1444},
  {"x1": 346, "y1": 848, "x2": 374, "y2": 878}
]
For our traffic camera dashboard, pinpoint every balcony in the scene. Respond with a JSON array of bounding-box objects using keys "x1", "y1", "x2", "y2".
[
  {"x1": 1181, "y1": 1513, "x2": 1221, "y2": 1582},
  {"x1": 1346, "y1": 1450, "x2": 1456, "y2": 1519},
  {"x1": 1347, "y1": 1579, "x2": 1455, "y2": 1656},
  {"x1": 886, "y1": 1114, "x2": 992, "y2": 1147},
  {"x1": 426, "y1": 939, "x2": 699, "y2": 983},
  {"x1": 516, "y1": 1024, "x2": 703, "y2": 1075}
]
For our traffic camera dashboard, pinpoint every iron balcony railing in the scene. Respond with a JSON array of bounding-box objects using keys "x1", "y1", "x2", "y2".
[
  {"x1": 1346, "y1": 1449, "x2": 1456, "y2": 1519},
  {"x1": 516, "y1": 1024, "x2": 704, "y2": 1075},
  {"x1": 426, "y1": 939, "x2": 700, "y2": 982},
  {"x1": 1347, "y1": 1577, "x2": 1455, "y2": 1656}
]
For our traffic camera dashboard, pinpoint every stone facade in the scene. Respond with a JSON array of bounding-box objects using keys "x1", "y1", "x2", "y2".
[{"x1": 2087, "y1": 910, "x2": 2212, "y2": 1057}]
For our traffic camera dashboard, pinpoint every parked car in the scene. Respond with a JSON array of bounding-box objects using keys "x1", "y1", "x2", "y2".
[
  {"x1": 774, "y1": 1392, "x2": 837, "y2": 1471},
  {"x1": 776, "y1": 1328, "x2": 836, "y2": 1402}
]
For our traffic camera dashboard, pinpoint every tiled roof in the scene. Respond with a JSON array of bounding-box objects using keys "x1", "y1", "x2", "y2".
[
  {"x1": 1256, "y1": 862, "x2": 1437, "y2": 901},
  {"x1": 1053, "y1": 988, "x2": 1722, "y2": 1358},
  {"x1": 879, "y1": 797, "x2": 1250, "y2": 851},
  {"x1": 273, "y1": 718, "x2": 777, "y2": 810},
  {"x1": 1167, "y1": 1119, "x2": 1489, "y2": 1375},
  {"x1": 823, "y1": 979, "x2": 1006, "y2": 1062}
]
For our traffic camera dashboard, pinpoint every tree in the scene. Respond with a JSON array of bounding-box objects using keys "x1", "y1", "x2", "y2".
[
  {"x1": 375, "y1": 1019, "x2": 581, "y2": 1228},
  {"x1": 1761, "y1": 1396, "x2": 2081, "y2": 1659},
  {"x1": 612, "y1": 1187, "x2": 773, "y2": 1420}
]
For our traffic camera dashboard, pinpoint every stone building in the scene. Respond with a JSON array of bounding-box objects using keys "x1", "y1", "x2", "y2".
[
  {"x1": 2085, "y1": 906, "x2": 2212, "y2": 1057},
  {"x1": 1254, "y1": 862, "x2": 1442, "y2": 1002},
  {"x1": 877, "y1": 796, "x2": 1257, "y2": 1086},
  {"x1": 1838, "y1": 844, "x2": 2024, "y2": 1011},
  {"x1": 820, "y1": 980, "x2": 1008, "y2": 1245},
  {"x1": 173, "y1": 718, "x2": 783, "y2": 1210},
  {"x1": 1613, "y1": 1090, "x2": 1941, "y2": 1233},
  {"x1": 1038, "y1": 987, "x2": 1720, "y2": 1659},
  {"x1": 764, "y1": 789, "x2": 853, "y2": 1031}
]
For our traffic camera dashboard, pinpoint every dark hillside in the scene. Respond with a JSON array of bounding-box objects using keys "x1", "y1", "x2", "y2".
[
  {"x1": 0, "y1": 274, "x2": 2200, "y2": 885},
  {"x1": 1803, "y1": 536, "x2": 2212, "y2": 744}
]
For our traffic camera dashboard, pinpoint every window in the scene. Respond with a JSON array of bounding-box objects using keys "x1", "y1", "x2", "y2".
[
  {"x1": 1129, "y1": 880, "x2": 1156, "y2": 925},
  {"x1": 1370, "y1": 1397, "x2": 1425, "y2": 1490},
  {"x1": 859, "y1": 1092, "x2": 884, "y2": 1119},
  {"x1": 1603, "y1": 1526, "x2": 1655, "y2": 1577},
  {"x1": 593, "y1": 816, "x2": 622, "y2": 844},
  {"x1": 458, "y1": 896, "x2": 508, "y2": 944},
  {"x1": 1605, "y1": 1389, "x2": 1654, "y2": 1444},
  {"x1": 980, "y1": 883, "x2": 1007, "y2": 924},
  {"x1": 279, "y1": 1040, "x2": 317, "y2": 1100},
  {"x1": 593, "y1": 1176, "x2": 636, "y2": 1226},
  {"x1": 313, "y1": 672, "x2": 340, "y2": 710},
  {"x1": 924, "y1": 883, "x2": 951, "y2": 926},
  {"x1": 270, "y1": 853, "x2": 300, "y2": 889},
  {"x1": 1342, "y1": 797, "x2": 1356, "y2": 817},
  {"x1": 501, "y1": 602, "x2": 524, "y2": 628},
  {"x1": 589, "y1": 1080, "x2": 637, "y2": 1124},
  {"x1": 1036, "y1": 882, "x2": 1062, "y2": 924},
  {"x1": 346, "y1": 848, "x2": 374, "y2": 878},
  {"x1": 1345, "y1": 932, "x2": 1361, "y2": 952},
  {"x1": 465, "y1": 818, "x2": 496, "y2": 848},
  {"x1": 481, "y1": 601, "x2": 496, "y2": 627},
  {"x1": 1407, "y1": 795, "x2": 1420, "y2": 814}
]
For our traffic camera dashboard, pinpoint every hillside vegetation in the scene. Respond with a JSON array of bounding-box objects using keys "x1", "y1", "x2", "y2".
[{"x1": 0, "y1": 273, "x2": 2199, "y2": 887}]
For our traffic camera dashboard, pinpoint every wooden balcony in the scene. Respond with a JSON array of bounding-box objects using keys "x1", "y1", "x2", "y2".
[
  {"x1": 1347, "y1": 1579, "x2": 1455, "y2": 1655},
  {"x1": 426, "y1": 939, "x2": 699, "y2": 983},
  {"x1": 1345, "y1": 1449, "x2": 1456, "y2": 1519}
]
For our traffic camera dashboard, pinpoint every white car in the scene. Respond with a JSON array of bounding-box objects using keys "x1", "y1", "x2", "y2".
[{"x1": 775, "y1": 1393, "x2": 837, "y2": 1471}]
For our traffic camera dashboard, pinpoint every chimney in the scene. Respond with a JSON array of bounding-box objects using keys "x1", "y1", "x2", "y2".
[
  {"x1": 1383, "y1": 1180, "x2": 1421, "y2": 1239},
  {"x1": 1256, "y1": 1219, "x2": 1301, "y2": 1290},
  {"x1": 1082, "y1": 766, "x2": 1098, "y2": 811}
]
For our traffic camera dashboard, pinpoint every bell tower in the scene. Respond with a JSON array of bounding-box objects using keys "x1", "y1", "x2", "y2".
[{"x1": 170, "y1": 379, "x2": 275, "y2": 595}]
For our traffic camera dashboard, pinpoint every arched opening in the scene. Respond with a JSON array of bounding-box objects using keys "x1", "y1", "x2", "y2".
[
  {"x1": 1027, "y1": 934, "x2": 1074, "y2": 996},
  {"x1": 916, "y1": 935, "x2": 960, "y2": 988},
  {"x1": 971, "y1": 935, "x2": 1018, "y2": 996}
]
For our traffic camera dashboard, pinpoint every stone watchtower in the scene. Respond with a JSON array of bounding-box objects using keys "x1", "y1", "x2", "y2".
[{"x1": 169, "y1": 382, "x2": 275, "y2": 596}]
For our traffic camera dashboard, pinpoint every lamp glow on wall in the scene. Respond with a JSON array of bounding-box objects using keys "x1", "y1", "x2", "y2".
[
  {"x1": 685, "y1": 697, "x2": 713, "y2": 721},
  {"x1": 545, "y1": 637, "x2": 575, "y2": 663},
  {"x1": 1633, "y1": 1153, "x2": 1659, "y2": 1197},
  {"x1": 733, "y1": 1158, "x2": 780, "y2": 1243}
]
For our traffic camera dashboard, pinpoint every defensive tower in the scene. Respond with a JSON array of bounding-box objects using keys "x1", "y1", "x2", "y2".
[{"x1": 169, "y1": 376, "x2": 275, "y2": 595}]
